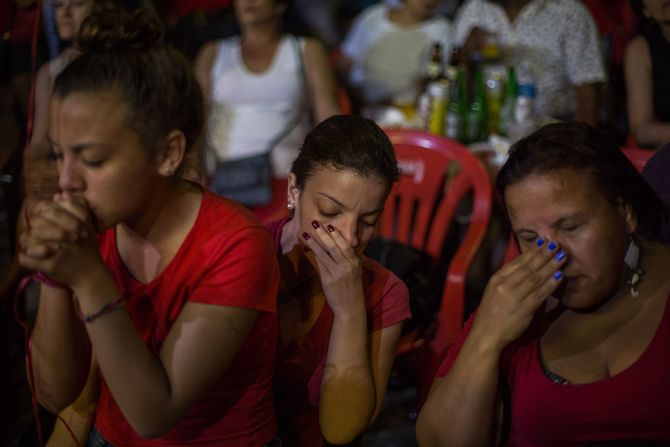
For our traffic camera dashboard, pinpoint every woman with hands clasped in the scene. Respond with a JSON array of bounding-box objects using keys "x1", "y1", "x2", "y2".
[
  {"x1": 268, "y1": 115, "x2": 411, "y2": 446},
  {"x1": 19, "y1": 9, "x2": 280, "y2": 447},
  {"x1": 417, "y1": 122, "x2": 670, "y2": 446}
]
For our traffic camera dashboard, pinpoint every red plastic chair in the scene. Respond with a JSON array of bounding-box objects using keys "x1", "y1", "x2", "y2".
[{"x1": 381, "y1": 129, "x2": 493, "y2": 385}]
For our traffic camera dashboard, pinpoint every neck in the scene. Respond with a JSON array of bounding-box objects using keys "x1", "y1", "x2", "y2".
[
  {"x1": 280, "y1": 214, "x2": 301, "y2": 255},
  {"x1": 501, "y1": 0, "x2": 532, "y2": 22},
  {"x1": 390, "y1": 5, "x2": 424, "y2": 26},
  {"x1": 242, "y1": 25, "x2": 281, "y2": 47}
]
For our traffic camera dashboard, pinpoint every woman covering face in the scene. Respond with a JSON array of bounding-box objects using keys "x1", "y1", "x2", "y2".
[
  {"x1": 269, "y1": 115, "x2": 411, "y2": 446},
  {"x1": 417, "y1": 122, "x2": 670, "y2": 446},
  {"x1": 19, "y1": 9, "x2": 281, "y2": 447}
]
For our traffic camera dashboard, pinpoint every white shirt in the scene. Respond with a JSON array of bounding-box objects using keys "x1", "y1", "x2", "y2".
[
  {"x1": 341, "y1": 3, "x2": 452, "y2": 104},
  {"x1": 454, "y1": 0, "x2": 606, "y2": 119},
  {"x1": 206, "y1": 35, "x2": 310, "y2": 178}
]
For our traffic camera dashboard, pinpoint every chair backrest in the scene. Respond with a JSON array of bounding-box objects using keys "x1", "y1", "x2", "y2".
[
  {"x1": 621, "y1": 146, "x2": 654, "y2": 173},
  {"x1": 381, "y1": 129, "x2": 492, "y2": 357}
]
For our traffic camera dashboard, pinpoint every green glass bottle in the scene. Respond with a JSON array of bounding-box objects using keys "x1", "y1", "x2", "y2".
[
  {"x1": 499, "y1": 66, "x2": 518, "y2": 137},
  {"x1": 445, "y1": 68, "x2": 467, "y2": 142},
  {"x1": 465, "y1": 69, "x2": 487, "y2": 143}
]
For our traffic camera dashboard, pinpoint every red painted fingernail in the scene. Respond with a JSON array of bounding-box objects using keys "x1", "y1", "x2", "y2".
[
  {"x1": 302, "y1": 232, "x2": 310, "y2": 240},
  {"x1": 303, "y1": 246, "x2": 310, "y2": 253},
  {"x1": 311, "y1": 221, "x2": 320, "y2": 229},
  {"x1": 327, "y1": 224, "x2": 335, "y2": 233}
]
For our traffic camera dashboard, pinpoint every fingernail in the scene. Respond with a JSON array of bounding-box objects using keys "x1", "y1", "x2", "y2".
[
  {"x1": 303, "y1": 246, "x2": 310, "y2": 253},
  {"x1": 311, "y1": 221, "x2": 320, "y2": 229},
  {"x1": 302, "y1": 232, "x2": 310, "y2": 240},
  {"x1": 327, "y1": 224, "x2": 335, "y2": 233},
  {"x1": 555, "y1": 250, "x2": 566, "y2": 262},
  {"x1": 553, "y1": 271, "x2": 563, "y2": 281},
  {"x1": 547, "y1": 241, "x2": 557, "y2": 251},
  {"x1": 536, "y1": 238, "x2": 545, "y2": 247}
]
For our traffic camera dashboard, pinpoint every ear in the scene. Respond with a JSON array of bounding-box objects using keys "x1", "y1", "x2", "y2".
[
  {"x1": 156, "y1": 130, "x2": 186, "y2": 177},
  {"x1": 618, "y1": 199, "x2": 638, "y2": 234},
  {"x1": 287, "y1": 173, "x2": 300, "y2": 208}
]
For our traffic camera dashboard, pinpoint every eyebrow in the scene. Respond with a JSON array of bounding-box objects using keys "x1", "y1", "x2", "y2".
[
  {"x1": 47, "y1": 135, "x2": 112, "y2": 152},
  {"x1": 317, "y1": 192, "x2": 385, "y2": 215},
  {"x1": 513, "y1": 212, "x2": 588, "y2": 234}
]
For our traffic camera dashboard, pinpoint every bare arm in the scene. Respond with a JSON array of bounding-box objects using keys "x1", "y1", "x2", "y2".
[
  {"x1": 574, "y1": 83, "x2": 601, "y2": 128},
  {"x1": 625, "y1": 36, "x2": 670, "y2": 147},
  {"x1": 303, "y1": 38, "x2": 341, "y2": 122},
  {"x1": 194, "y1": 41, "x2": 218, "y2": 108},
  {"x1": 416, "y1": 240, "x2": 568, "y2": 446}
]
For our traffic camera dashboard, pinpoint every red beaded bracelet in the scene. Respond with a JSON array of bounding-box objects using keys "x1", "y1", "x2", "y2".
[
  {"x1": 33, "y1": 271, "x2": 69, "y2": 290},
  {"x1": 79, "y1": 296, "x2": 126, "y2": 323}
]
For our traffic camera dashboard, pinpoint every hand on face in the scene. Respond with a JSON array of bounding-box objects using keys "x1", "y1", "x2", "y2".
[
  {"x1": 472, "y1": 238, "x2": 568, "y2": 351},
  {"x1": 19, "y1": 193, "x2": 103, "y2": 288},
  {"x1": 301, "y1": 220, "x2": 365, "y2": 316}
]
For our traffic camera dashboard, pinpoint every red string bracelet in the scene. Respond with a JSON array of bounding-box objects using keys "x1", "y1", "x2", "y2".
[
  {"x1": 79, "y1": 296, "x2": 126, "y2": 323},
  {"x1": 33, "y1": 271, "x2": 69, "y2": 290}
]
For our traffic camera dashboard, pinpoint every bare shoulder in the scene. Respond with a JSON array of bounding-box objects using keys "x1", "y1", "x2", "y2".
[
  {"x1": 624, "y1": 35, "x2": 651, "y2": 66},
  {"x1": 303, "y1": 37, "x2": 329, "y2": 60}
]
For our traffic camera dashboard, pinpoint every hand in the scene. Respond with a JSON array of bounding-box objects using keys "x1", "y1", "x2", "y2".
[
  {"x1": 471, "y1": 239, "x2": 568, "y2": 352},
  {"x1": 19, "y1": 194, "x2": 103, "y2": 288},
  {"x1": 301, "y1": 221, "x2": 365, "y2": 317}
]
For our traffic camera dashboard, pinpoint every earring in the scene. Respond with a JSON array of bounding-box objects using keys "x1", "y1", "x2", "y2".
[
  {"x1": 624, "y1": 237, "x2": 644, "y2": 297},
  {"x1": 287, "y1": 202, "x2": 294, "y2": 210}
]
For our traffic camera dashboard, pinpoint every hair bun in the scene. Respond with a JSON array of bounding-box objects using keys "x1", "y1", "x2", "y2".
[{"x1": 77, "y1": 8, "x2": 164, "y2": 53}]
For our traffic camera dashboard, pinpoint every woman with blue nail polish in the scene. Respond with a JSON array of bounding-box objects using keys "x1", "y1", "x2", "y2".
[
  {"x1": 267, "y1": 115, "x2": 411, "y2": 446},
  {"x1": 419, "y1": 122, "x2": 670, "y2": 446}
]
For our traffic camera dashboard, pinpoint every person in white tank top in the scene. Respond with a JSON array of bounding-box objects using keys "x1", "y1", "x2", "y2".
[{"x1": 195, "y1": 0, "x2": 341, "y2": 179}]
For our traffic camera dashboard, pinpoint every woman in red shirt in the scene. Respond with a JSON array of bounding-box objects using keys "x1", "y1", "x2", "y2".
[
  {"x1": 269, "y1": 115, "x2": 411, "y2": 446},
  {"x1": 19, "y1": 8, "x2": 280, "y2": 446},
  {"x1": 418, "y1": 122, "x2": 670, "y2": 446}
]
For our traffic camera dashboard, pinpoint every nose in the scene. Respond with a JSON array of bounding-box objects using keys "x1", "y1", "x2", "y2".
[
  {"x1": 339, "y1": 218, "x2": 360, "y2": 249},
  {"x1": 57, "y1": 157, "x2": 85, "y2": 193}
]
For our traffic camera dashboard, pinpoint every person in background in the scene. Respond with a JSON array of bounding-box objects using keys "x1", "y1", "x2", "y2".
[
  {"x1": 455, "y1": 0, "x2": 606, "y2": 126},
  {"x1": 624, "y1": 0, "x2": 670, "y2": 148},
  {"x1": 19, "y1": 8, "x2": 280, "y2": 446},
  {"x1": 642, "y1": 142, "x2": 670, "y2": 244},
  {"x1": 195, "y1": 0, "x2": 340, "y2": 185},
  {"x1": 269, "y1": 115, "x2": 411, "y2": 446},
  {"x1": 417, "y1": 122, "x2": 670, "y2": 445},
  {"x1": 338, "y1": 0, "x2": 451, "y2": 109}
]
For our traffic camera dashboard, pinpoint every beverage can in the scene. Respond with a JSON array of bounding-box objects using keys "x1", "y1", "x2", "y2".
[{"x1": 427, "y1": 80, "x2": 449, "y2": 136}]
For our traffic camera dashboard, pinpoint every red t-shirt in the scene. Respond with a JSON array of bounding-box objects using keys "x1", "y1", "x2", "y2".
[
  {"x1": 94, "y1": 191, "x2": 280, "y2": 446},
  {"x1": 437, "y1": 293, "x2": 670, "y2": 446},
  {"x1": 268, "y1": 218, "x2": 411, "y2": 447},
  {"x1": 170, "y1": 0, "x2": 232, "y2": 17}
]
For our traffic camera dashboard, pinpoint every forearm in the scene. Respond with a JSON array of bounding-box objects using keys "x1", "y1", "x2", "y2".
[
  {"x1": 319, "y1": 299, "x2": 375, "y2": 444},
  {"x1": 630, "y1": 121, "x2": 670, "y2": 148},
  {"x1": 74, "y1": 271, "x2": 180, "y2": 438},
  {"x1": 416, "y1": 332, "x2": 502, "y2": 447},
  {"x1": 31, "y1": 286, "x2": 92, "y2": 412}
]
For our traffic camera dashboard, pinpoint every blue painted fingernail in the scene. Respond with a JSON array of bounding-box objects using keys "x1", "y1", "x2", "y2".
[
  {"x1": 555, "y1": 251, "x2": 566, "y2": 262},
  {"x1": 553, "y1": 271, "x2": 563, "y2": 281},
  {"x1": 548, "y1": 241, "x2": 557, "y2": 251},
  {"x1": 536, "y1": 238, "x2": 545, "y2": 247}
]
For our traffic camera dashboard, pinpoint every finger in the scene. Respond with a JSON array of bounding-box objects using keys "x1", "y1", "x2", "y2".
[
  {"x1": 23, "y1": 242, "x2": 61, "y2": 259},
  {"x1": 301, "y1": 231, "x2": 334, "y2": 276},
  {"x1": 31, "y1": 203, "x2": 90, "y2": 241},
  {"x1": 500, "y1": 242, "x2": 567, "y2": 298},
  {"x1": 520, "y1": 269, "x2": 565, "y2": 313},
  {"x1": 500, "y1": 238, "x2": 559, "y2": 283},
  {"x1": 54, "y1": 193, "x2": 92, "y2": 225},
  {"x1": 323, "y1": 223, "x2": 359, "y2": 264},
  {"x1": 308, "y1": 221, "x2": 342, "y2": 261}
]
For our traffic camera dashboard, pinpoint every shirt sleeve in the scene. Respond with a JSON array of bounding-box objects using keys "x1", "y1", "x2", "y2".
[
  {"x1": 370, "y1": 270, "x2": 411, "y2": 331},
  {"x1": 340, "y1": 5, "x2": 379, "y2": 61},
  {"x1": 561, "y1": 1, "x2": 607, "y2": 85},
  {"x1": 189, "y1": 225, "x2": 279, "y2": 314}
]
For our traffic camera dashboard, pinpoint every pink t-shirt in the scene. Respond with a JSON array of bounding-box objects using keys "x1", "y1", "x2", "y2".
[
  {"x1": 95, "y1": 191, "x2": 279, "y2": 446},
  {"x1": 437, "y1": 293, "x2": 670, "y2": 446},
  {"x1": 269, "y1": 218, "x2": 411, "y2": 447}
]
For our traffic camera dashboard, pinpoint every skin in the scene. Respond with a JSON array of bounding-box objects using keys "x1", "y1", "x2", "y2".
[
  {"x1": 278, "y1": 165, "x2": 404, "y2": 444},
  {"x1": 624, "y1": 0, "x2": 670, "y2": 147},
  {"x1": 19, "y1": 90, "x2": 259, "y2": 438},
  {"x1": 55, "y1": 0, "x2": 95, "y2": 42},
  {"x1": 416, "y1": 169, "x2": 670, "y2": 446},
  {"x1": 194, "y1": 0, "x2": 340, "y2": 128}
]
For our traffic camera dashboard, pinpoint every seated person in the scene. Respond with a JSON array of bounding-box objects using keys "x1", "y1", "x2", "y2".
[
  {"x1": 417, "y1": 122, "x2": 670, "y2": 445},
  {"x1": 624, "y1": 0, "x2": 670, "y2": 148},
  {"x1": 338, "y1": 0, "x2": 452, "y2": 108},
  {"x1": 194, "y1": 0, "x2": 340, "y2": 186},
  {"x1": 269, "y1": 115, "x2": 411, "y2": 446},
  {"x1": 19, "y1": 9, "x2": 280, "y2": 446},
  {"x1": 455, "y1": 0, "x2": 606, "y2": 126}
]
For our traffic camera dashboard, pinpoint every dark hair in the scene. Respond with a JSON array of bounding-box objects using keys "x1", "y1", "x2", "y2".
[
  {"x1": 53, "y1": 8, "x2": 204, "y2": 166},
  {"x1": 291, "y1": 115, "x2": 400, "y2": 190},
  {"x1": 496, "y1": 122, "x2": 666, "y2": 239},
  {"x1": 630, "y1": 0, "x2": 656, "y2": 33}
]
